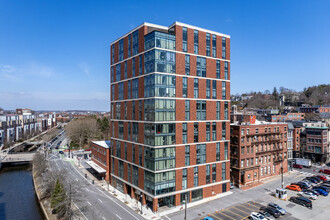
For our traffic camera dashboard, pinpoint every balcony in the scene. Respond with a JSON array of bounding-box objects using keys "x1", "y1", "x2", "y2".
[{"x1": 256, "y1": 147, "x2": 283, "y2": 154}]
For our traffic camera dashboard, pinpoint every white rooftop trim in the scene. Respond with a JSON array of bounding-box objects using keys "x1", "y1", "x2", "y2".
[
  {"x1": 92, "y1": 141, "x2": 110, "y2": 149},
  {"x1": 169, "y1": 21, "x2": 230, "y2": 38},
  {"x1": 110, "y1": 21, "x2": 230, "y2": 45}
]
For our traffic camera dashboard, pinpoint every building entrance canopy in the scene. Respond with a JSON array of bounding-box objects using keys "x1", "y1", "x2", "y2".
[{"x1": 86, "y1": 161, "x2": 106, "y2": 173}]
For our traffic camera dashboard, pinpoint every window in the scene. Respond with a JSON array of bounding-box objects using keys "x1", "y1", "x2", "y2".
[
  {"x1": 241, "y1": 147, "x2": 245, "y2": 155},
  {"x1": 224, "y1": 61, "x2": 228, "y2": 80},
  {"x1": 132, "y1": 57, "x2": 135, "y2": 77},
  {"x1": 222, "y1": 162, "x2": 226, "y2": 180},
  {"x1": 222, "y1": 81, "x2": 226, "y2": 99},
  {"x1": 144, "y1": 49, "x2": 176, "y2": 74},
  {"x1": 212, "y1": 164, "x2": 216, "y2": 183},
  {"x1": 118, "y1": 82, "x2": 123, "y2": 100},
  {"x1": 116, "y1": 64, "x2": 121, "y2": 82},
  {"x1": 132, "y1": 122, "x2": 138, "y2": 142},
  {"x1": 216, "y1": 101, "x2": 220, "y2": 120},
  {"x1": 139, "y1": 146, "x2": 142, "y2": 165},
  {"x1": 128, "y1": 34, "x2": 131, "y2": 57},
  {"x1": 124, "y1": 61, "x2": 127, "y2": 79},
  {"x1": 144, "y1": 31, "x2": 175, "y2": 50},
  {"x1": 222, "y1": 37, "x2": 226, "y2": 59},
  {"x1": 128, "y1": 164, "x2": 131, "y2": 182},
  {"x1": 194, "y1": 30, "x2": 198, "y2": 54},
  {"x1": 185, "y1": 100, "x2": 190, "y2": 120},
  {"x1": 116, "y1": 141, "x2": 121, "y2": 157},
  {"x1": 216, "y1": 60, "x2": 220, "y2": 79},
  {"x1": 212, "y1": 122, "x2": 216, "y2": 141},
  {"x1": 241, "y1": 160, "x2": 244, "y2": 168},
  {"x1": 182, "y1": 77, "x2": 188, "y2": 98},
  {"x1": 144, "y1": 74, "x2": 176, "y2": 98},
  {"x1": 196, "y1": 100, "x2": 206, "y2": 120},
  {"x1": 132, "y1": 78, "x2": 139, "y2": 99},
  {"x1": 132, "y1": 30, "x2": 139, "y2": 56},
  {"x1": 212, "y1": 34, "x2": 216, "y2": 58},
  {"x1": 206, "y1": 122, "x2": 210, "y2": 142},
  {"x1": 128, "y1": 80, "x2": 131, "y2": 99},
  {"x1": 182, "y1": 123, "x2": 187, "y2": 144},
  {"x1": 139, "y1": 55, "x2": 142, "y2": 75},
  {"x1": 119, "y1": 39, "x2": 124, "y2": 61},
  {"x1": 224, "y1": 102, "x2": 228, "y2": 120},
  {"x1": 194, "y1": 167, "x2": 198, "y2": 187},
  {"x1": 206, "y1": 165, "x2": 210, "y2": 184},
  {"x1": 132, "y1": 166, "x2": 139, "y2": 186},
  {"x1": 115, "y1": 102, "x2": 121, "y2": 119},
  {"x1": 185, "y1": 55, "x2": 190, "y2": 75},
  {"x1": 206, "y1": 79, "x2": 210, "y2": 99},
  {"x1": 194, "y1": 122, "x2": 198, "y2": 142},
  {"x1": 119, "y1": 161, "x2": 124, "y2": 178},
  {"x1": 206, "y1": 33, "x2": 210, "y2": 56},
  {"x1": 250, "y1": 158, "x2": 253, "y2": 166},
  {"x1": 185, "y1": 146, "x2": 190, "y2": 166},
  {"x1": 192, "y1": 189, "x2": 203, "y2": 202},
  {"x1": 196, "y1": 57, "x2": 206, "y2": 77},
  {"x1": 132, "y1": 101, "x2": 135, "y2": 120},
  {"x1": 224, "y1": 142, "x2": 228, "y2": 160},
  {"x1": 216, "y1": 142, "x2": 220, "y2": 161},
  {"x1": 139, "y1": 100, "x2": 142, "y2": 120},
  {"x1": 111, "y1": 44, "x2": 115, "y2": 64},
  {"x1": 182, "y1": 27, "x2": 187, "y2": 52},
  {"x1": 182, "y1": 168, "x2": 187, "y2": 190},
  {"x1": 212, "y1": 80, "x2": 217, "y2": 99},
  {"x1": 132, "y1": 144, "x2": 135, "y2": 163},
  {"x1": 111, "y1": 66, "x2": 114, "y2": 84},
  {"x1": 128, "y1": 123, "x2": 131, "y2": 141},
  {"x1": 247, "y1": 159, "x2": 249, "y2": 167},
  {"x1": 144, "y1": 123, "x2": 176, "y2": 146},
  {"x1": 194, "y1": 78, "x2": 199, "y2": 98},
  {"x1": 222, "y1": 122, "x2": 226, "y2": 140}
]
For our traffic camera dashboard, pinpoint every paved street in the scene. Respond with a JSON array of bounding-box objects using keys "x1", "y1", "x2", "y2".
[{"x1": 48, "y1": 133, "x2": 144, "y2": 220}]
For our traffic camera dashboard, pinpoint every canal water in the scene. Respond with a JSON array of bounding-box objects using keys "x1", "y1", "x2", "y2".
[{"x1": 0, "y1": 165, "x2": 44, "y2": 220}]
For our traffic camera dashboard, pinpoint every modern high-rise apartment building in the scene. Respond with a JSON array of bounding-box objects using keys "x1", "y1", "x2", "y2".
[{"x1": 110, "y1": 22, "x2": 230, "y2": 212}]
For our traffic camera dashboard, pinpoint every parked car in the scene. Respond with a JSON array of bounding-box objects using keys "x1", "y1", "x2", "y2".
[
  {"x1": 312, "y1": 187, "x2": 329, "y2": 196},
  {"x1": 291, "y1": 182, "x2": 308, "y2": 189},
  {"x1": 298, "y1": 191, "x2": 318, "y2": 200},
  {"x1": 313, "y1": 186, "x2": 329, "y2": 192},
  {"x1": 286, "y1": 184, "x2": 301, "y2": 191},
  {"x1": 321, "y1": 184, "x2": 330, "y2": 189},
  {"x1": 203, "y1": 217, "x2": 214, "y2": 220},
  {"x1": 259, "y1": 211, "x2": 275, "y2": 220},
  {"x1": 267, "y1": 203, "x2": 286, "y2": 215},
  {"x1": 297, "y1": 181, "x2": 310, "y2": 189},
  {"x1": 301, "y1": 180, "x2": 315, "y2": 187},
  {"x1": 319, "y1": 169, "x2": 330, "y2": 174},
  {"x1": 289, "y1": 196, "x2": 312, "y2": 209},
  {"x1": 312, "y1": 176, "x2": 323, "y2": 182},
  {"x1": 293, "y1": 164, "x2": 303, "y2": 169},
  {"x1": 316, "y1": 175, "x2": 327, "y2": 181},
  {"x1": 259, "y1": 207, "x2": 280, "y2": 218},
  {"x1": 304, "y1": 177, "x2": 319, "y2": 184},
  {"x1": 59, "y1": 151, "x2": 64, "y2": 154},
  {"x1": 249, "y1": 212, "x2": 265, "y2": 220},
  {"x1": 230, "y1": 182, "x2": 234, "y2": 189},
  {"x1": 303, "y1": 189, "x2": 320, "y2": 196}
]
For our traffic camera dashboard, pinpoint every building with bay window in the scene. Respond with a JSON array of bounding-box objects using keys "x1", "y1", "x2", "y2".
[{"x1": 110, "y1": 22, "x2": 231, "y2": 212}]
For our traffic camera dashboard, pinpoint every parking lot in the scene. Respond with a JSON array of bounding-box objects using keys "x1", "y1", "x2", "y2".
[
  {"x1": 199, "y1": 200, "x2": 297, "y2": 220},
  {"x1": 193, "y1": 168, "x2": 330, "y2": 220}
]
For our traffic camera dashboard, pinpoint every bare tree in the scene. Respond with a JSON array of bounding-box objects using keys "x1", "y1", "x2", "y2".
[{"x1": 66, "y1": 118, "x2": 100, "y2": 149}]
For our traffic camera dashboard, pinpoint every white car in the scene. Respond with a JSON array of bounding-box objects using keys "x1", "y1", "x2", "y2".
[
  {"x1": 302, "y1": 180, "x2": 316, "y2": 187},
  {"x1": 249, "y1": 212, "x2": 265, "y2": 220},
  {"x1": 298, "y1": 191, "x2": 318, "y2": 200}
]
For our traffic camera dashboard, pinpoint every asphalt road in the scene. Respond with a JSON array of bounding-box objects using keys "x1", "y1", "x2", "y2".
[{"x1": 48, "y1": 133, "x2": 144, "y2": 220}]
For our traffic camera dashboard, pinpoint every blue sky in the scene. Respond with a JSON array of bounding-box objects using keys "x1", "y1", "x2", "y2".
[{"x1": 0, "y1": 0, "x2": 329, "y2": 111}]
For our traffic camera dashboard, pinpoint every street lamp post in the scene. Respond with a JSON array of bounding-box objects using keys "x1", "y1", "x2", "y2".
[
  {"x1": 281, "y1": 165, "x2": 284, "y2": 189},
  {"x1": 184, "y1": 193, "x2": 187, "y2": 220},
  {"x1": 140, "y1": 194, "x2": 143, "y2": 214}
]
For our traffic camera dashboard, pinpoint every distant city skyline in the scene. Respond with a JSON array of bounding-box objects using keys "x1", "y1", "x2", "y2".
[{"x1": 1, "y1": 0, "x2": 329, "y2": 111}]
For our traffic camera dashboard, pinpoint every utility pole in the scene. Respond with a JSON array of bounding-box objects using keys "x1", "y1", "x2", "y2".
[
  {"x1": 69, "y1": 182, "x2": 72, "y2": 220},
  {"x1": 184, "y1": 193, "x2": 187, "y2": 220},
  {"x1": 281, "y1": 165, "x2": 284, "y2": 189},
  {"x1": 140, "y1": 194, "x2": 143, "y2": 215}
]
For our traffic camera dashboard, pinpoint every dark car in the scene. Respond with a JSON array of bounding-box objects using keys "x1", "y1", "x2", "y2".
[
  {"x1": 267, "y1": 203, "x2": 286, "y2": 215},
  {"x1": 289, "y1": 196, "x2": 312, "y2": 209},
  {"x1": 321, "y1": 183, "x2": 330, "y2": 189},
  {"x1": 312, "y1": 176, "x2": 323, "y2": 182},
  {"x1": 260, "y1": 206, "x2": 280, "y2": 218},
  {"x1": 59, "y1": 151, "x2": 64, "y2": 154},
  {"x1": 304, "y1": 177, "x2": 319, "y2": 184},
  {"x1": 313, "y1": 186, "x2": 329, "y2": 192},
  {"x1": 291, "y1": 182, "x2": 308, "y2": 189},
  {"x1": 297, "y1": 181, "x2": 310, "y2": 189},
  {"x1": 293, "y1": 164, "x2": 303, "y2": 169}
]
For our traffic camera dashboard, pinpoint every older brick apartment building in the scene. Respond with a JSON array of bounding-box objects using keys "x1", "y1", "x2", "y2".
[
  {"x1": 110, "y1": 22, "x2": 230, "y2": 212},
  {"x1": 230, "y1": 122, "x2": 288, "y2": 188}
]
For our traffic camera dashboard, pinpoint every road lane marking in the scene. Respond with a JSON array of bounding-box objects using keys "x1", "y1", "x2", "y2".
[
  {"x1": 98, "y1": 198, "x2": 103, "y2": 203},
  {"x1": 209, "y1": 213, "x2": 221, "y2": 219},
  {"x1": 116, "y1": 214, "x2": 122, "y2": 219},
  {"x1": 87, "y1": 201, "x2": 91, "y2": 206},
  {"x1": 164, "y1": 216, "x2": 171, "y2": 220},
  {"x1": 237, "y1": 204, "x2": 255, "y2": 211},
  {"x1": 230, "y1": 206, "x2": 250, "y2": 214},
  {"x1": 217, "y1": 211, "x2": 235, "y2": 220},
  {"x1": 76, "y1": 178, "x2": 78, "y2": 182},
  {"x1": 73, "y1": 202, "x2": 87, "y2": 220},
  {"x1": 225, "y1": 209, "x2": 245, "y2": 218},
  {"x1": 102, "y1": 217, "x2": 106, "y2": 220}
]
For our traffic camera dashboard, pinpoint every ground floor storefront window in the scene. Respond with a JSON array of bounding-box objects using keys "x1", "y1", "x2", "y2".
[{"x1": 191, "y1": 189, "x2": 203, "y2": 202}]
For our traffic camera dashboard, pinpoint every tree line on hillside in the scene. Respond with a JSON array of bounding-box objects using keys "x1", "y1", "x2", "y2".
[{"x1": 232, "y1": 84, "x2": 330, "y2": 109}]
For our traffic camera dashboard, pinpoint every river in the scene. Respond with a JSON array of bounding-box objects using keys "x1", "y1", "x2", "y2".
[{"x1": 0, "y1": 165, "x2": 44, "y2": 220}]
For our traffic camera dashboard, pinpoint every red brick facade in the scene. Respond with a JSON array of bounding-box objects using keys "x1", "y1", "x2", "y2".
[{"x1": 110, "y1": 22, "x2": 231, "y2": 212}]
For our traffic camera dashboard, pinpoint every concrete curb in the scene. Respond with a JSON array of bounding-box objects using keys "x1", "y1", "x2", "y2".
[{"x1": 32, "y1": 165, "x2": 50, "y2": 220}]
